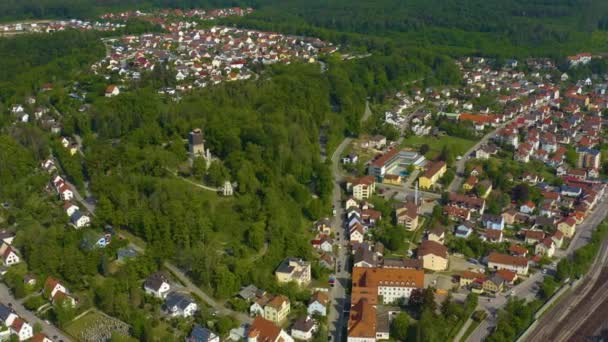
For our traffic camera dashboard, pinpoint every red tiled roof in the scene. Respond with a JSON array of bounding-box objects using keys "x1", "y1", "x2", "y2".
[{"x1": 488, "y1": 252, "x2": 528, "y2": 267}]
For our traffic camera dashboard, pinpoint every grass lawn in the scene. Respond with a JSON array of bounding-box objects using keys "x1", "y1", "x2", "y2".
[{"x1": 401, "y1": 135, "x2": 476, "y2": 160}]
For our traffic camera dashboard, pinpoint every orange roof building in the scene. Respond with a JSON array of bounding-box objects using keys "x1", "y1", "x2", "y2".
[{"x1": 351, "y1": 266, "x2": 424, "y2": 305}]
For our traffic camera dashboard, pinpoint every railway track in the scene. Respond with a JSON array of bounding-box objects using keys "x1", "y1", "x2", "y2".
[{"x1": 525, "y1": 235, "x2": 608, "y2": 341}]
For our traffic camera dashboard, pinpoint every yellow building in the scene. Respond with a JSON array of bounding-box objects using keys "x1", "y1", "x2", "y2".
[
  {"x1": 418, "y1": 240, "x2": 449, "y2": 271},
  {"x1": 419, "y1": 161, "x2": 447, "y2": 189},
  {"x1": 383, "y1": 174, "x2": 402, "y2": 185},
  {"x1": 557, "y1": 217, "x2": 577, "y2": 238},
  {"x1": 263, "y1": 295, "x2": 291, "y2": 324}
]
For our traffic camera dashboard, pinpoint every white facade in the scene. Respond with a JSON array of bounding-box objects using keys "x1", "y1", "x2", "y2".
[
  {"x1": 144, "y1": 281, "x2": 170, "y2": 299},
  {"x1": 3, "y1": 251, "x2": 20, "y2": 266},
  {"x1": 377, "y1": 285, "x2": 416, "y2": 304},
  {"x1": 488, "y1": 261, "x2": 528, "y2": 276}
]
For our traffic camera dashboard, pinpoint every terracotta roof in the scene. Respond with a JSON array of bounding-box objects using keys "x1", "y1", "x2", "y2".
[
  {"x1": 310, "y1": 291, "x2": 329, "y2": 306},
  {"x1": 496, "y1": 269, "x2": 517, "y2": 282},
  {"x1": 423, "y1": 161, "x2": 446, "y2": 178},
  {"x1": 523, "y1": 230, "x2": 545, "y2": 240},
  {"x1": 44, "y1": 276, "x2": 60, "y2": 294},
  {"x1": 351, "y1": 176, "x2": 375, "y2": 186},
  {"x1": 461, "y1": 271, "x2": 485, "y2": 281},
  {"x1": 248, "y1": 316, "x2": 281, "y2": 342},
  {"x1": 370, "y1": 148, "x2": 400, "y2": 167},
  {"x1": 348, "y1": 299, "x2": 376, "y2": 339},
  {"x1": 488, "y1": 252, "x2": 528, "y2": 267},
  {"x1": 11, "y1": 317, "x2": 24, "y2": 331},
  {"x1": 266, "y1": 295, "x2": 288, "y2": 310},
  {"x1": 30, "y1": 333, "x2": 51, "y2": 342},
  {"x1": 483, "y1": 229, "x2": 503, "y2": 241},
  {"x1": 509, "y1": 244, "x2": 528, "y2": 256},
  {"x1": 351, "y1": 267, "x2": 424, "y2": 305},
  {"x1": 418, "y1": 240, "x2": 448, "y2": 259}
]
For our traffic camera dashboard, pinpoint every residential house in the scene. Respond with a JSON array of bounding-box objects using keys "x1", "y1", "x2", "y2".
[
  {"x1": 247, "y1": 316, "x2": 294, "y2": 342},
  {"x1": 291, "y1": 316, "x2": 316, "y2": 341},
  {"x1": 535, "y1": 238, "x2": 556, "y2": 258},
  {"x1": 143, "y1": 272, "x2": 171, "y2": 299},
  {"x1": 557, "y1": 217, "x2": 577, "y2": 238},
  {"x1": 186, "y1": 325, "x2": 220, "y2": 342},
  {"x1": 105, "y1": 85, "x2": 120, "y2": 97},
  {"x1": 44, "y1": 277, "x2": 68, "y2": 301},
  {"x1": 523, "y1": 230, "x2": 545, "y2": 245},
  {"x1": 454, "y1": 223, "x2": 473, "y2": 238},
  {"x1": 395, "y1": 203, "x2": 419, "y2": 231},
  {"x1": 0, "y1": 304, "x2": 17, "y2": 327},
  {"x1": 487, "y1": 252, "x2": 529, "y2": 275},
  {"x1": 482, "y1": 214, "x2": 504, "y2": 230},
  {"x1": 263, "y1": 295, "x2": 290, "y2": 324},
  {"x1": 552, "y1": 230, "x2": 564, "y2": 248},
  {"x1": 418, "y1": 161, "x2": 447, "y2": 189},
  {"x1": 520, "y1": 201, "x2": 536, "y2": 214},
  {"x1": 29, "y1": 333, "x2": 53, "y2": 342},
  {"x1": 63, "y1": 202, "x2": 79, "y2": 217},
  {"x1": 481, "y1": 229, "x2": 503, "y2": 243},
  {"x1": 502, "y1": 209, "x2": 518, "y2": 225},
  {"x1": 165, "y1": 292, "x2": 198, "y2": 317},
  {"x1": 482, "y1": 274, "x2": 505, "y2": 293},
  {"x1": 10, "y1": 318, "x2": 33, "y2": 341},
  {"x1": 508, "y1": 244, "x2": 528, "y2": 258},
  {"x1": 350, "y1": 176, "x2": 376, "y2": 200},
  {"x1": 459, "y1": 271, "x2": 486, "y2": 287},
  {"x1": 308, "y1": 291, "x2": 329, "y2": 317},
  {"x1": 496, "y1": 269, "x2": 518, "y2": 285},
  {"x1": 417, "y1": 240, "x2": 449, "y2": 271},
  {"x1": 275, "y1": 258, "x2": 311, "y2": 286},
  {"x1": 427, "y1": 227, "x2": 446, "y2": 244},
  {"x1": 0, "y1": 244, "x2": 19, "y2": 266},
  {"x1": 70, "y1": 211, "x2": 91, "y2": 228}
]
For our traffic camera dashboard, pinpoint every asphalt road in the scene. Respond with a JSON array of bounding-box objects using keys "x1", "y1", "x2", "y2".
[
  {"x1": 467, "y1": 194, "x2": 608, "y2": 341},
  {"x1": 327, "y1": 101, "x2": 372, "y2": 342},
  {"x1": 0, "y1": 283, "x2": 71, "y2": 341},
  {"x1": 446, "y1": 116, "x2": 520, "y2": 193},
  {"x1": 524, "y1": 196, "x2": 608, "y2": 341}
]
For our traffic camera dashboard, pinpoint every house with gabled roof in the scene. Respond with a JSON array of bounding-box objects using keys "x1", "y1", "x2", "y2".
[
  {"x1": 10, "y1": 317, "x2": 33, "y2": 341},
  {"x1": 487, "y1": 252, "x2": 528, "y2": 275},
  {"x1": 144, "y1": 272, "x2": 171, "y2": 299}
]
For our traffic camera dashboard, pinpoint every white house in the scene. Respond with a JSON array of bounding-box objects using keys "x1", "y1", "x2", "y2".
[
  {"x1": 44, "y1": 277, "x2": 67, "y2": 300},
  {"x1": 165, "y1": 292, "x2": 198, "y2": 317},
  {"x1": 0, "y1": 244, "x2": 20, "y2": 266},
  {"x1": 10, "y1": 318, "x2": 33, "y2": 341},
  {"x1": 0, "y1": 304, "x2": 18, "y2": 327},
  {"x1": 70, "y1": 211, "x2": 90, "y2": 228},
  {"x1": 307, "y1": 292, "x2": 328, "y2": 317},
  {"x1": 519, "y1": 201, "x2": 536, "y2": 214},
  {"x1": 105, "y1": 85, "x2": 120, "y2": 97},
  {"x1": 291, "y1": 316, "x2": 316, "y2": 341},
  {"x1": 57, "y1": 184, "x2": 74, "y2": 201},
  {"x1": 64, "y1": 202, "x2": 79, "y2": 217},
  {"x1": 487, "y1": 252, "x2": 529, "y2": 275},
  {"x1": 144, "y1": 273, "x2": 171, "y2": 299}
]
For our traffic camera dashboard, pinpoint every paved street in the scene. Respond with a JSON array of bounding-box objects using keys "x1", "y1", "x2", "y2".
[
  {"x1": 466, "y1": 194, "x2": 608, "y2": 341},
  {"x1": 327, "y1": 101, "x2": 372, "y2": 342},
  {"x1": 0, "y1": 283, "x2": 71, "y2": 341},
  {"x1": 447, "y1": 116, "x2": 520, "y2": 193}
]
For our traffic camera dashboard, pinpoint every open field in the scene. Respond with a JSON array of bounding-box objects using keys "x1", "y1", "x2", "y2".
[{"x1": 401, "y1": 135, "x2": 476, "y2": 160}]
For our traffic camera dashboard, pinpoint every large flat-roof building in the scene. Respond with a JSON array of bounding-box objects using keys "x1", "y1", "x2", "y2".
[{"x1": 368, "y1": 148, "x2": 426, "y2": 180}]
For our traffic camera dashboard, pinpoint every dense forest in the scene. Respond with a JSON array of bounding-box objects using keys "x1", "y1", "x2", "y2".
[{"x1": 3, "y1": 0, "x2": 608, "y2": 58}]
